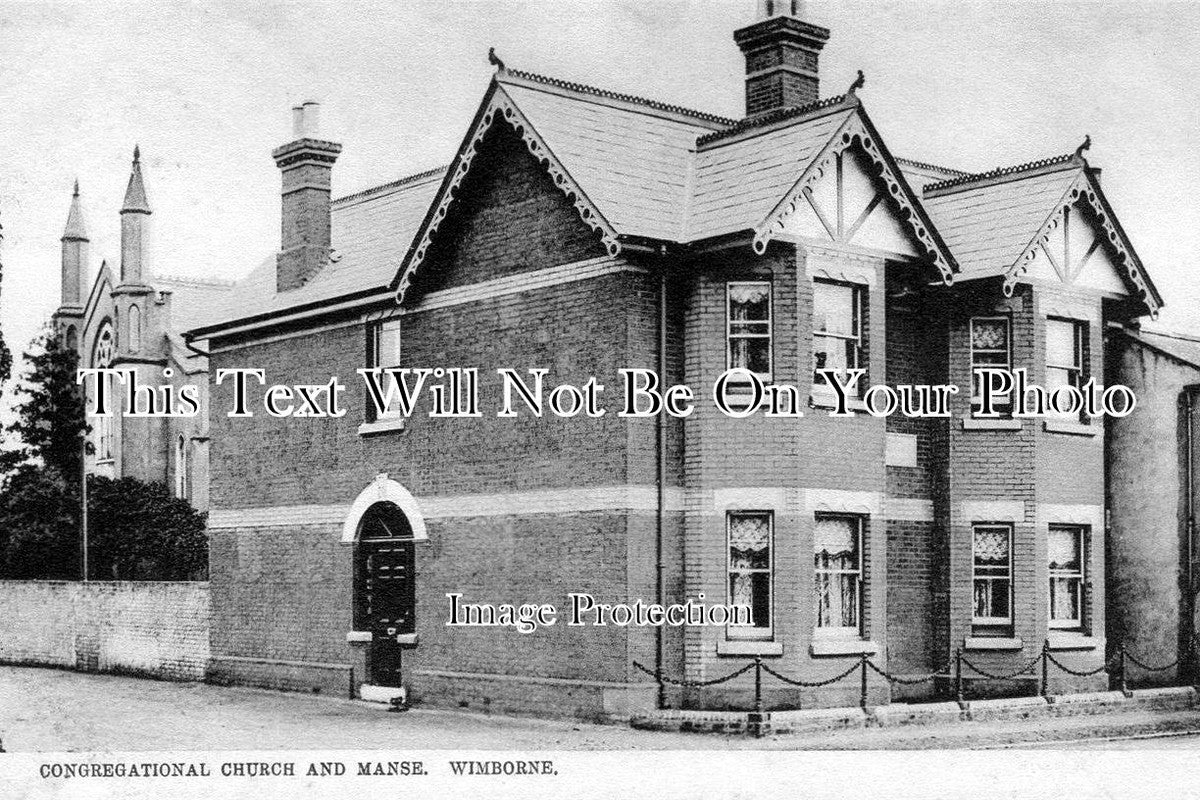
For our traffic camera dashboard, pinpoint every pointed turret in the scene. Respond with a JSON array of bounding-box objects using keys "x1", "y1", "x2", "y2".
[
  {"x1": 122, "y1": 145, "x2": 151, "y2": 214},
  {"x1": 120, "y1": 145, "x2": 151, "y2": 285},
  {"x1": 60, "y1": 180, "x2": 89, "y2": 307},
  {"x1": 63, "y1": 180, "x2": 88, "y2": 241}
]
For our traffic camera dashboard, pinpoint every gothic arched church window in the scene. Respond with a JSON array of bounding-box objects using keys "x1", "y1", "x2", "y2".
[{"x1": 92, "y1": 323, "x2": 115, "y2": 462}]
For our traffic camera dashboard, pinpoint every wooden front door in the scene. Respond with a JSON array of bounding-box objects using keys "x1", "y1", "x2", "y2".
[{"x1": 354, "y1": 502, "x2": 416, "y2": 688}]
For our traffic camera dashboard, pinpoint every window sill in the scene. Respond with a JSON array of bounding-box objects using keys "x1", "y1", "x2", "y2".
[
  {"x1": 1043, "y1": 419, "x2": 1099, "y2": 437},
  {"x1": 962, "y1": 416, "x2": 1022, "y2": 431},
  {"x1": 358, "y1": 418, "x2": 406, "y2": 436},
  {"x1": 964, "y1": 636, "x2": 1023, "y2": 651},
  {"x1": 717, "y1": 639, "x2": 783, "y2": 657},
  {"x1": 346, "y1": 631, "x2": 372, "y2": 645},
  {"x1": 810, "y1": 391, "x2": 867, "y2": 413},
  {"x1": 1048, "y1": 631, "x2": 1103, "y2": 651},
  {"x1": 810, "y1": 639, "x2": 879, "y2": 657}
]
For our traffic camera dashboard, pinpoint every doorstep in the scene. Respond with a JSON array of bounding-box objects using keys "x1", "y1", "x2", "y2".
[{"x1": 359, "y1": 684, "x2": 407, "y2": 705}]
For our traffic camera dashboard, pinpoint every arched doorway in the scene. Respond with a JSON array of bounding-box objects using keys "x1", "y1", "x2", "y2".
[{"x1": 344, "y1": 475, "x2": 427, "y2": 689}]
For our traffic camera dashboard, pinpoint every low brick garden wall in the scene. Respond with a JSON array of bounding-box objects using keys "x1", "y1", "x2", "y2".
[{"x1": 0, "y1": 580, "x2": 210, "y2": 681}]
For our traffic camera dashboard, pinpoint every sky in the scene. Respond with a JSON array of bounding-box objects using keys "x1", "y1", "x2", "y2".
[{"x1": 0, "y1": 0, "x2": 1197, "y2": 376}]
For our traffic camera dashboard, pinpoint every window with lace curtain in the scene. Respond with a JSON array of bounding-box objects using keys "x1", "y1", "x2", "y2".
[
  {"x1": 727, "y1": 511, "x2": 772, "y2": 639},
  {"x1": 1049, "y1": 525, "x2": 1086, "y2": 630},
  {"x1": 813, "y1": 515, "x2": 863, "y2": 637},
  {"x1": 970, "y1": 316, "x2": 1011, "y2": 406},
  {"x1": 726, "y1": 282, "x2": 772, "y2": 382},
  {"x1": 973, "y1": 524, "x2": 1013, "y2": 631}
]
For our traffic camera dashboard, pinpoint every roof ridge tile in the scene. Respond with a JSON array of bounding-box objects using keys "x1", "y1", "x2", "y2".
[
  {"x1": 501, "y1": 68, "x2": 736, "y2": 126},
  {"x1": 695, "y1": 94, "x2": 853, "y2": 146},
  {"x1": 894, "y1": 156, "x2": 968, "y2": 177},
  {"x1": 333, "y1": 165, "x2": 448, "y2": 205},
  {"x1": 924, "y1": 152, "x2": 1078, "y2": 193}
]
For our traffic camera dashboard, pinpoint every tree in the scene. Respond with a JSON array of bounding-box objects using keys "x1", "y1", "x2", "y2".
[
  {"x1": 0, "y1": 328, "x2": 88, "y2": 480},
  {"x1": 86, "y1": 476, "x2": 207, "y2": 580},
  {"x1": 0, "y1": 466, "x2": 77, "y2": 580},
  {"x1": 0, "y1": 327, "x2": 84, "y2": 578}
]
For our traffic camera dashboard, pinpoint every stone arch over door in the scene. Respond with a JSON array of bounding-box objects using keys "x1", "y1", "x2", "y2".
[
  {"x1": 341, "y1": 474, "x2": 428, "y2": 543},
  {"x1": 343, "y1": 474, "x2": 427, "y2": 689}
]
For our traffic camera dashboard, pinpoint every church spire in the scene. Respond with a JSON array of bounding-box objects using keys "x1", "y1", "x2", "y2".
[
  {"x1": 121, "y1": 144, "x2": 151, "y2": 214},
  {"x1": 60, "y1": 180, "x2": 89, "y2": 308},
  {"x1": 120, "y1": 145, "x2": 151, "y2": 285},
  {"x1": 62, "y1": 179, "x2": 88, "y2": 242}
]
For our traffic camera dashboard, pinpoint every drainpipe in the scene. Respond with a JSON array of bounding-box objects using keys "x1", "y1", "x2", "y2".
[
  {"x1": 1185, "y1": 385, "x2": 1200, "y2": 679},
  {"x1": 655, "y1": 249, "x2": 669, "y2": 710}
]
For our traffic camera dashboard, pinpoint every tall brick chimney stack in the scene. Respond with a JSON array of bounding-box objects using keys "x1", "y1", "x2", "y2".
[
  {"x1": 734, "y1": 0, "x2": 830, "y2": 117},
  {"x1": 273, "y1": 101, "x2": 342, "y2": 292}
]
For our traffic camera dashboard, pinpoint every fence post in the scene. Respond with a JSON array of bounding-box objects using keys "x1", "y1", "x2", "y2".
[
  {"x1": 859, "y1": 653, "x2": 869, "y2": 710},
  {"x1": 1119, "y1": 643, "x2": 1130, "y2": 697},
  {"x1": 1189, "y1": 634, "x2": 1197, "y2": 687},
  {"x1": 954, "y1": 647, "x2": 964, "y2": 706},
  {"x1": 1040, "y1": 639, "x2": 1050, "y2": 699},
  {"x1": 754, "y1": 656, "x2": 763, "y2": 714}
]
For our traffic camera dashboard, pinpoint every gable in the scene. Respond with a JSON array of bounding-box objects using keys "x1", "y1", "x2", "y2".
[
  {"x1": 752, "y1": 107, "x2": 957, "y2": 284},
  {"x1": 1020, "y1": 200, "x2": 1127, "y2": 295},
  {"x1": 1008, "y1": 170, "x2": 1161, "y2": 314},
  {"x1": 394, "y1": 82, "x2": 620, "y2": 304},
  {"x1": 777, "y1": 144, "x2": 922, "y2": 258},
  {"x1": 408, "y1": 120, "x2": 608, "y2": 298}
]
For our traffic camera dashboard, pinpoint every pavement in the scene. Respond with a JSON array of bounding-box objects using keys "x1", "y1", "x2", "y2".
[{"x1": 4, "y1": 665, "x2": 1200, "y2": 751}]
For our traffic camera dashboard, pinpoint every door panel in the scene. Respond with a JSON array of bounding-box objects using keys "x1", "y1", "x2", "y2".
[{"x1": 356, "y1": 539, "x2": 415, "y2": 687}]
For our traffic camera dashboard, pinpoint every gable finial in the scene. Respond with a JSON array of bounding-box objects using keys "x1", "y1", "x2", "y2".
[
  {"x1": 1074, "y1": 134, "x2": 1091, "y2": 160},
  {"x1": 488, "y1": 47, "x2": 506, "y2": 73},
  {"x1": 847, "y1": 70, "x2": 865, "y2": 98}
]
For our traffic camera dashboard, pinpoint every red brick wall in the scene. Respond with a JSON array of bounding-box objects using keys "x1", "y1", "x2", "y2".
[
  {"x1": 674, "y1": 244, "x2": 890, "y2": 708},
  {"x1": 206, "y1": 115, "x2": 665, "y2": 712},
  {"x1": 413, "y1": 122, "x2": 606, "y2": 294}
]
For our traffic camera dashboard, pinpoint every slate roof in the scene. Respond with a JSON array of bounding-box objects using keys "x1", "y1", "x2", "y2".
[
  {"x1": 499, "y1": 74, "x2": 718, "y2": 242},
  {"x1": 149, "y1": 274, "x2": 237, "y2": 333},
  {"x1": 689, "y1": 103, "x2": 855, "y2": 240},
  {"x1": 188, "y1": 65, "x2": 1159, "y2": 335},
  {"x1": 922, "y1": 157, "x2": 1083, "y2": 281},
  {"x1": 193, "y1": 167, "x2": 444, "y2": 332}
]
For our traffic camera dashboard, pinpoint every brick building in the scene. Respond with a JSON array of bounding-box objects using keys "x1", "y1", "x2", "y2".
[
  {"x1": 172, "y1": 2, "x2": 1185, "y2": 716},
  {"x1": 1107, "y1": 329, "x2": 1200, "y2": 686},
  {"x1": 51, "y1": 150, "x2": 230, "y2": 512}
]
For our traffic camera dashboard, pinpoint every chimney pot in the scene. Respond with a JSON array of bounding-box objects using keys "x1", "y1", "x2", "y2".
[
  {"x1": 301, "y1": 101, "x2": 320, "y2": 138},
  {"x1": 291, "y1": 105, "x2": 305, "y2": 137},
  {"x1": 757, "y1": 0, "x2": 803, "y2": 19}
]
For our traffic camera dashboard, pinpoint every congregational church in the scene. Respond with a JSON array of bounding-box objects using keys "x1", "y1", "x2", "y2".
[{"x1": 51, "y1": 150, "x2": 231, "y2": 511}]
